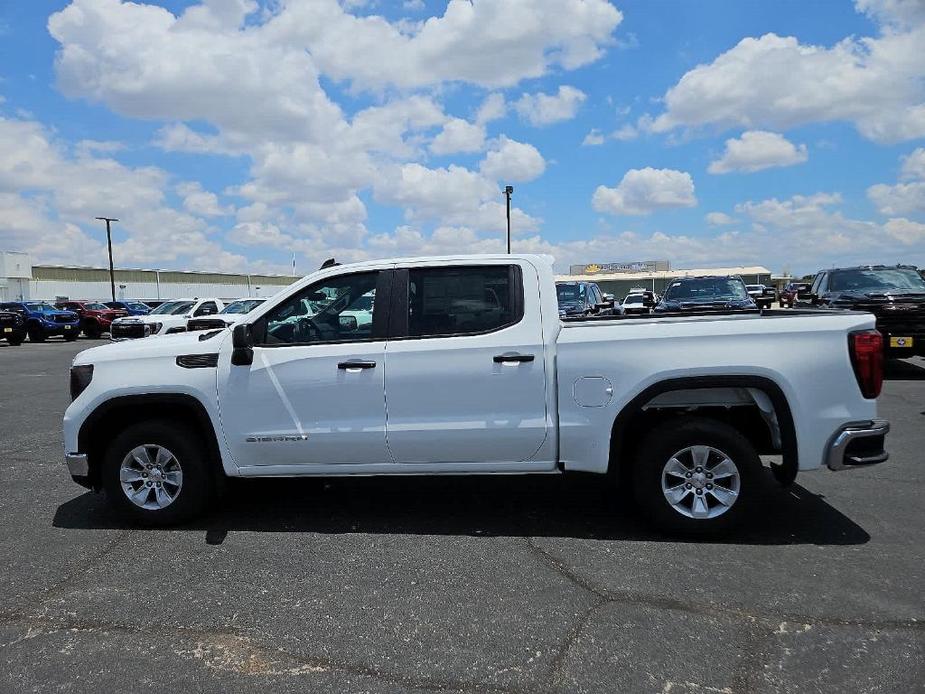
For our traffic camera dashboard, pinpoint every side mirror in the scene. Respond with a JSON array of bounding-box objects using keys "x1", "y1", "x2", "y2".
[
  {"x1": 339, "y1": 315, "x2": 358, "y2": 331},
  {"x1": 231, "y1": 323, "x2": 254, "y2": 366}
]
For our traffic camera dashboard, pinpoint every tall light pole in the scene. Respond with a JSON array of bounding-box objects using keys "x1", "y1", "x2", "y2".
[
  {"x1": 95, "y1": 216, "x2": 119, "y2": 301},
  {"x1": 503, "y1": 185, "x2": 513, "y2": 254}
]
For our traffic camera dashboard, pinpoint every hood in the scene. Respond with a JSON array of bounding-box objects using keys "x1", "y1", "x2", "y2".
[
  {"x1": 73, "y1": 328, "x2": 228, "y2": 366},
  {"x1": 828, "y1": 290, "x2": 925, "y2": 304},
  {"x1": 657, "y1": 298, "x2": 756, "y2": 312},
  {"x1": 38, "y1": 308, "x2": 78, "y2": 319}
]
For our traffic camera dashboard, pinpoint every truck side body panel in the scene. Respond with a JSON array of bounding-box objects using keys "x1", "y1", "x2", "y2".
[{"x1": 555, "y1": 311, "x2": 878, "y2": 474}]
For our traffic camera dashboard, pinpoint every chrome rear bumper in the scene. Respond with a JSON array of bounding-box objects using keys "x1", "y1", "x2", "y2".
[{"x1": 826, "y1": 420, "x2": 890, "y2": 471}]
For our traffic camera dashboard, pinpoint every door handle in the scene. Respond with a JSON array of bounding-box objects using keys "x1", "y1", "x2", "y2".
[
  {"x1": 338, "y1": 360, "x2": 376, "y2": 370},
  {"x1": 493, "y1": 353, "x2": 534, "y2": 364}
]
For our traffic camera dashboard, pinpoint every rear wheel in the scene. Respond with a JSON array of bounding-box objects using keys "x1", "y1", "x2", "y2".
[
  {"x1": 632, "y1": 417, "x2": 761, "y2": 535},
  {"x1": 102, "y1": 420, "x2": 215, "y2": 526},
  {"x1": 63, "y1": 330, "x2": 79, "y2": 341}
]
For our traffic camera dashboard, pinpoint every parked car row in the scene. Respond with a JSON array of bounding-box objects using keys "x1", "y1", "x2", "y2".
[
  {"x1": 0, "y1": 296, "x2": 267, "y2": 345},
  {"x1": 554, "y1": 264, "x2": 925, "y2": 359}
]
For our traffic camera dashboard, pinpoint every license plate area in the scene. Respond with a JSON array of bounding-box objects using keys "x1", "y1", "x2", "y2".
[{"x1": 890, "y1": 336, "x2": 913, "y2": 348}]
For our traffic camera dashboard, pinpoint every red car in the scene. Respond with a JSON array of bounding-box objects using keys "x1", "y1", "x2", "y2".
[
  {"x1": 778, "y1": 282, "x2": 812, "y2": 308},
  {"x1": 55, "y1": 300, "x2": 128, "y2": 338}
]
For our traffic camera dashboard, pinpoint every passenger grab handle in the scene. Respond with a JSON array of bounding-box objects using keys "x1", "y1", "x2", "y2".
[{"x1": 493, "y1": 353, "x2": 534, "y2": 364}]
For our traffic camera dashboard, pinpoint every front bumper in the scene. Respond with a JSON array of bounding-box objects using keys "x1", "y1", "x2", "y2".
[
  {"x1": 826, "y1": 419, "x2": 890, "y2": 471},
  {"x1": 110, "y1": 322, "x2": 150, "y2": 340},
  {"x1": 65, "y1": 452, "x2": 92, "y2": 488},
  {"x1": 42, "y1": 322, "x2": 79, "y2": 335}
]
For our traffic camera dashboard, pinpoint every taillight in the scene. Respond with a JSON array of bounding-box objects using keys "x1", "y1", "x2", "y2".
[{"x1": 848, "y1": 330, "x2": 883, "y2": 399}]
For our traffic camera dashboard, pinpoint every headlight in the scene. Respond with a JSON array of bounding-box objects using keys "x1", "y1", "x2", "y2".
[
  {"x1": 148, "y1": 322, "x2": 162, "y2": 334},
  {"x1": 70, "y1": 364, "x2": 94, "y2": 401}
]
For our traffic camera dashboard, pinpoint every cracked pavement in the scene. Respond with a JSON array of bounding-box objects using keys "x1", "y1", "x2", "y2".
[{"x1": 1, "y1": 342, "x2": 923, "y2": 692}]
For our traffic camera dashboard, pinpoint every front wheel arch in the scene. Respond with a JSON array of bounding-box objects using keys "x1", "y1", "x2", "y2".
[{"x1": 78, "y1": 394, "x2": 224, "y2": 490}]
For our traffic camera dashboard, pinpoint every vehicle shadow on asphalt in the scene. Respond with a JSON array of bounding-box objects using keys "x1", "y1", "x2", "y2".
[{"x1": 53, "y1": 472, "x2": 869, "y2": 546}]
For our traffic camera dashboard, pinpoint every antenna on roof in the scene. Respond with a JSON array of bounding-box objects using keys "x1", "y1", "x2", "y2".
[{"x1": 319, "y1": 258, "x2": 340, "y2": 269}]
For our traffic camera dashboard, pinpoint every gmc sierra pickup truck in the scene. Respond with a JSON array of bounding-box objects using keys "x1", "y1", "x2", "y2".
[{"x1": 64, "y1": 255, "x2": 889, "y2": 534}]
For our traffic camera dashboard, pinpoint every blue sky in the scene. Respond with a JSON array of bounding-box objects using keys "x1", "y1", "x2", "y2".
[{"x1": 0, "y1": 0, "x2": 923, "y2": 276}]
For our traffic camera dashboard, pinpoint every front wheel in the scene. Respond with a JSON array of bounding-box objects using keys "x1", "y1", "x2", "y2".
[
  {"x1": 83, "y1": 321, "x2": 102, "y2": 339},
  {"x1": 28, "y1": 326, "x2": 45, "y2": 342},
  {"x1": 632, "y1": 417, "x2": 762, "y2": 535},
  {"x1": 6, "y1": 332, "x2": 24, "y2": 346},
  {"x1": 102, "y1": 420, "x2": 215, "y2": 526}
]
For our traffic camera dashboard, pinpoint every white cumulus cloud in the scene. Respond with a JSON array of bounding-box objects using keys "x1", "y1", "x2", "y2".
[
  {"x1": 592, "y1": 168, "x2": 697, "y2": 216},
  {"x1": 479, "y1": 136, "x2": 546, "y2": 183},
  {"x1": 708, "y1": 131, "x2": 808, "y2": 174},
  {"x1": 648, "y1": 5, "x2": 925, "y2": 144},
  {"x1": 514, "y1": 86, "x2": 587, "y2": 126}
]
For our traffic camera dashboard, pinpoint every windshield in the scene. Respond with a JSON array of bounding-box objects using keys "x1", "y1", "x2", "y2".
[
  {"x1": 221, "y1": 299, "x2": 264, "y2": 314},
  {"x1": 623, "y1": 295, "x2": 644, "y2": 305},
  {"x1": 663, "y1": 278, "x2": 749, "y2": 302},
  {"x1": 556, "y1": 284, "x2": 585, "y2": 303},
  {"x1": 126, "y1": 302, "x2": 149, "y2": 311},
  {"x1": 84, "y1": 302, "x2": 109, "y2": 310},
  {"x1": 149, "y1": 301, "x2": 194, "y2": 315},
  {"x1": 828, "y1": 268, "x2": 925, "y2": 293},
  {"x1": 25, "y1": 302, "x2": 58, "y2": 312}
]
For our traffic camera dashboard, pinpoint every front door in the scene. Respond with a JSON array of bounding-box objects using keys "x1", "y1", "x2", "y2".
[
  {"x1": 218, "y1": 270, "x2": 391, "y2": 469},
  {"x1": 384, "y1": 262, "x2": 549, "y2": 464}
]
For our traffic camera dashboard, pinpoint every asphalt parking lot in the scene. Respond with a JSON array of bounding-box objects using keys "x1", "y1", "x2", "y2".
[{"x1": 1, "y1": 340, "x2": 923, "y2": 693}]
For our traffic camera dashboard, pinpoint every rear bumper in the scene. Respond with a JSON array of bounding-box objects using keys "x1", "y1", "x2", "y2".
[
  {"x1": 826, "y1": 419, "x2": 890, "y2": 471},
  {"x1": 880, "y1": 331, "x2": 925, "y2": 357}
]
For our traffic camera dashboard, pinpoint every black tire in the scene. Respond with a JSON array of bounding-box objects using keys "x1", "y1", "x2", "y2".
[
  {"x1": 27, "y1": 325, "x2": 45, "y2": 342},
  {"x1": 83, "y1": 321, "x2": 102, "y2": 339},
  {"x1": 632, "y1": 417, "x2": 762, "y2": 535},
  {"x1": 102, "y1": 420, "x2": 215, "y2": 526},
  {"x1": 6, "y1": 333, "x2": 24, "y2": 346},
  {"x1": 63, "y1": 330, "x2": 79, "y2": 342}
]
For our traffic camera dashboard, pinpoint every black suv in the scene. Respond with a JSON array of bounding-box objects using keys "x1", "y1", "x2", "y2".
[
  {"x1": 804, "y1": 265, "x2": 925, "y2": 357},
  {"x1": 556, "y1": 281, "x2": 620, "y2": 317},
  {"x1": 0, "y1": 307, "x2": 26, "y2": 346},
  {"x1": 654, "y1": 275, "x2": 757, "y2": 312}
]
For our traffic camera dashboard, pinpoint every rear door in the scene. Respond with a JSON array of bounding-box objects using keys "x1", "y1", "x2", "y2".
[{"x1": 384, "y1": 261, "x2": 549, "y2": 464}]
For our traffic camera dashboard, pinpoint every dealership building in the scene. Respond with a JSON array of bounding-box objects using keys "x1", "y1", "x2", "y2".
[
  {"x1": 0, "y1": 251, "x2": 298, "y2": 303},
  {"x1": 557, "y1": 260, "x2": 773, "y2": 297}
]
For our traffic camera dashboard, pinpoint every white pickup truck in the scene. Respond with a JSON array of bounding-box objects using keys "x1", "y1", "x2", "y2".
[{"x1": 64, "y1": 254, "x2": 889, "y2": 533}]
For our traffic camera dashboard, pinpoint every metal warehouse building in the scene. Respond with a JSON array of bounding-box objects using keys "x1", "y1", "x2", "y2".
[
  {"x1": 0, "y1": 251, "x2": 297, "y2": 302},
  {"x1": 556, "y1": 263, "x2": 772, "y2": 298}
]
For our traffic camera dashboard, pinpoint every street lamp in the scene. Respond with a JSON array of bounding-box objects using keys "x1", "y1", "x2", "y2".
[
  {"x1": 95, "y1": 216, "x2": 119, "y2": 301},
  {"x1": 503, "y1": 185, "x2": 513, "y2": 254}
]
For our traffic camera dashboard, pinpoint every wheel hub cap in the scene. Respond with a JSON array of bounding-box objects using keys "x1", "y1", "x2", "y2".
[
  {"x1": 661, "y1": 445, "x2": 740, "y2": 520},
  {"x1": 119, "y1": 444, "x2": 183, "y2": 510}
]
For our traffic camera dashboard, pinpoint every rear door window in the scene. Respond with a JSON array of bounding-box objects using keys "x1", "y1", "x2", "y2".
[{"x1": 406, "y1": 265, "x2": 522, "y2": 337}]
